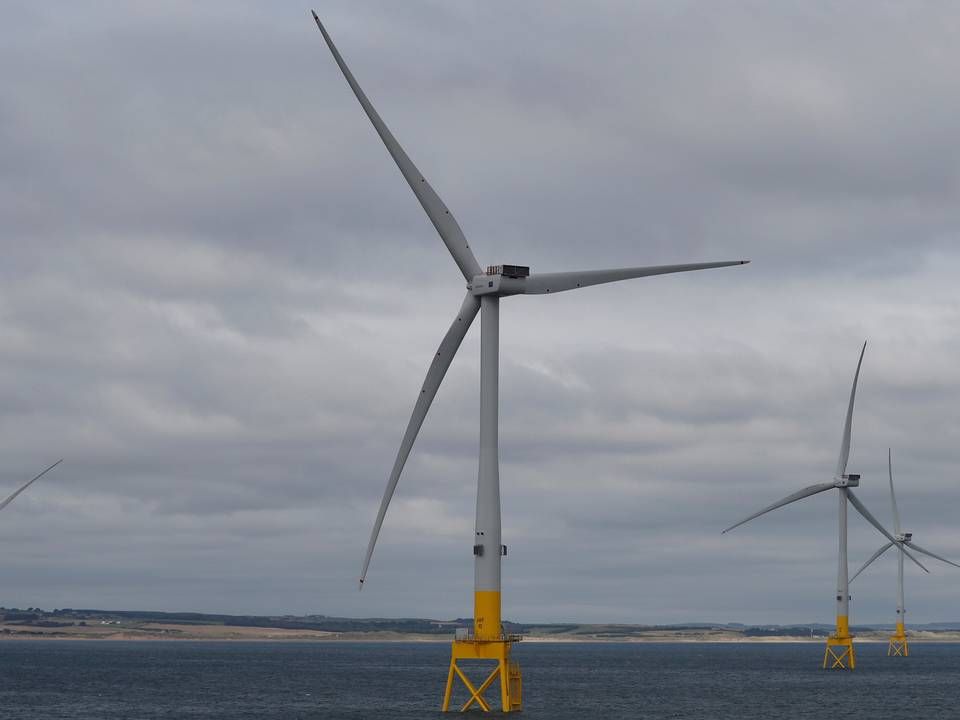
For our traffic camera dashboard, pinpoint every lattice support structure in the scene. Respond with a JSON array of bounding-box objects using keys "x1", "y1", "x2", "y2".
[
  {"x1": 888, "y1": 622, "x2": 909, "y2": 657},
  {"x1": 442, "y1": 637, "x2": 522, "y2": 713},
  {"x1": 823, "y1": 616, "x2": 856, "y2": 670}
]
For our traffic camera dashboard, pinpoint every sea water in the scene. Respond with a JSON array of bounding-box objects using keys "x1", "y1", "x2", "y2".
[{"x1": 1, "y1": 641, "x2": 958, "y2": 718}]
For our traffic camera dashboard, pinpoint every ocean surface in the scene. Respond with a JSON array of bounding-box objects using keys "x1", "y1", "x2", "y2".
[{"x1": 1, "y1": 640, "x2": 959, "y2": 719}]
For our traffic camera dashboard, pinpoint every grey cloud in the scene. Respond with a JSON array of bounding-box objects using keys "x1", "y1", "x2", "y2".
[{"x1": 1, "y1": 1, "x2": 960, "y2": 624}]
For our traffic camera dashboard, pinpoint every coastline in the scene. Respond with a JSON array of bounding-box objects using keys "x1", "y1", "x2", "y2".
[{"x1": 4, "y1": 622, "x2": 960, "y2": 644}]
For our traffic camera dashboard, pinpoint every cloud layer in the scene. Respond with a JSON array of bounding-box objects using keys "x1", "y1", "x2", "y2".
[{"x1": 1, "y1": 1, "x2": 959, "y2": 624}]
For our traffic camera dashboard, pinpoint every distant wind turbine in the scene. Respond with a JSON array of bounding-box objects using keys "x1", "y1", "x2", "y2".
[
  {"x1": 311, "y1": 9, "x2": 748, "y2": 713},
  {"x1": 850, "y1": 449, "x2": 960, "y2": 657},
  {"x1": 723, "y1": 343, "x2": 924, "y2": 670},
  {"x1": 0, "y1": 460, "x2": 62, "y2": 513}
]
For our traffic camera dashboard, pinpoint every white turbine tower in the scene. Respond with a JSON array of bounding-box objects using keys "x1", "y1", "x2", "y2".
[
  {"x1": 850, "y1": 449, "x2": 960, "y2": 657},
  {"x1": 0, "y1": 460, "x2": 62, "y2": 513},
  {"x1": 311, "y1": 11, "x2": 748, "y2": 713},
  {"x1": 722, "y1": 343, "x2": 926, "y2": 670}
]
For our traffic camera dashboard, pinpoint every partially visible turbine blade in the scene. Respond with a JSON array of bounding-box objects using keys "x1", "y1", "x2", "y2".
[
  {"x1": 359, "y1": 293, "x2": 481, "y2": 588},
  {"x1": 901, "y1": 545, "x2": 930, "y2": 574},
  {"x1": 522, "y1": 261, "x2": 748, "y2": 295},
  {"x1": 0, "y1": 459, "x2": 63, "y2": 513},
  {"x1": 835, "y1": 341, "x2": 867, "y2": 478},
  {"x1": 847, "y1": 489, "x2": 928, "y2": 573},
  {"x1": 311, "y1": 12, "x2": 482, "y2": 281},
  {"x1": 722, "y1": 482, "x2": 835, "y2": 534},
  {"x1": 888, "y1": 448, "x2": 902, "y2": 536},
  {"x1": 908, "y1": 543, "x2": 960, "y2": 570},
  {"x1": 846, "y1": 488, "x2": 896, "y2": 543},
  {"x1": 850, "y1": 542, "x2": 894, "y2": 583}
]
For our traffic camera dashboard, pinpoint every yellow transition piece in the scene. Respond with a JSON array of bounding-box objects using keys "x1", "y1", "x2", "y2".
[{"x1": 473, "y1": 590, "x2": 502, "y2": 641}]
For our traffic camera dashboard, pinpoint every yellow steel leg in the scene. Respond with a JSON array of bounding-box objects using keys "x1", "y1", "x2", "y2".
[
  {"x1": 442, "y1": 659, "x2": 456, "y2": 711},
  {"x1": 823, "y1": 615, "x2": 856, "y2": 670},
  {"x1": 888, "y1": 622, "x2": 909, "y2": 657},
  {"x1": 500, "y1": 658, "x2": 510, "y2": 712}
]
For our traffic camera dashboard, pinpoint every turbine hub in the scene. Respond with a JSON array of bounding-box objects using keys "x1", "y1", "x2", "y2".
[{"x1": 897, "y1": 532, "x2": 912, "y2": 543}]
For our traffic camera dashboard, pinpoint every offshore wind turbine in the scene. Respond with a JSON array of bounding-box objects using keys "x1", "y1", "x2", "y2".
[
  {"x1": 311, "y1": 11, "x2": 747, "y2": 713},
  {"x1": 722, "y1": 343, "x2": 926, "y2": 669},
  {"x1": 850, "y1": 449, "x2": 960, "y2": 656},
  {"x1": 0, "y1": 460, "x2": 62, "y2": 514}
]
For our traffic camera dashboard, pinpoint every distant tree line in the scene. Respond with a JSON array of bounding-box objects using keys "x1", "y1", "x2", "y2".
[{"x1": 743, "y1": 626, "x2": 829, "y2": 637}]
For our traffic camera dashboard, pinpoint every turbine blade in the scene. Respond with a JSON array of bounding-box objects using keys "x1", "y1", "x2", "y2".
[
  {"x1": 888, "y1": 448, "x2": 902, "y2": 536},
  {"x1": 310, "y1": 12, "x2": 482, "y2": 281},
  {"x1": 908, "y1": 543, "x2": 960, "y2": 570},
  {"x1": 846, "y1": 489, "x2": 927, "y2": 573},
  {"x1": 850, "y1": 542, "x2": 894, "y2": 583},
  {"x1": 721, "y1": 482, "x2": 835, "y2": 534},
  {"x1": 359, "y1": 293, "x2": 481, "y2": 588},
  {"x1": 846, "y1": 488, "x2": 895, "y2": 542},
  {"x1": 901, "y1": 544, "x2": 930, "y2": 574},
  {"x1": 521, "y1": 261, "x2": 748, "y2": 295},
  {"x1": 835, "y1": 341, "x2": 867, "y2": 478},
  {"x1": 0, "y1": 459, "x2": 63, "y2": 513}
]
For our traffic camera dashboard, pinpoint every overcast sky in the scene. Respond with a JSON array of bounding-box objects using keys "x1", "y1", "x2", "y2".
[{"x1": 2, "y1": 1, "x2": 959, "y2": 625}]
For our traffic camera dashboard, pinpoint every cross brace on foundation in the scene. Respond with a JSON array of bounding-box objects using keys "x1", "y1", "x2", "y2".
[{"x1": 442, "y1": 637, "x2": 522, "y2": 713}]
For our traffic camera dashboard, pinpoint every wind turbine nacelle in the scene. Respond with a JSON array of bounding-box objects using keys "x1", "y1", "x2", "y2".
[
  {"x1": 470, "y1": 265, "x2": 530, "y2": 296},
  {"x1": 488, "y1": 264, "x2": 530, "y2": 278},
  {"x1": 835, "y1": 474, "x2": 860, "y2": 488},
  {"x1": 897, "y1": 532, "x2": 913, "y2": 543}
]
